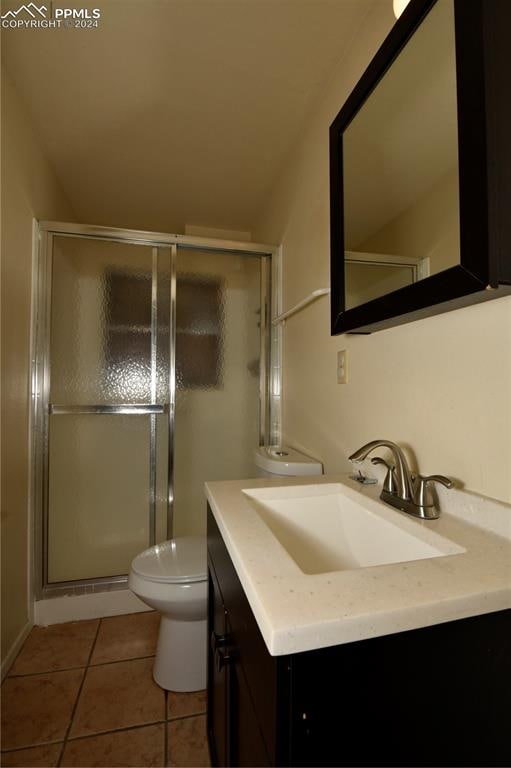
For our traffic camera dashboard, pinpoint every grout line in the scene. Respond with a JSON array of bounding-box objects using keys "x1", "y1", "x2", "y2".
[
  {"x1": 3, "y1": 617, "x2": 106, "y2": 684},
  {"x1": 167, "y1": 711, "x2": 207, "y2": 723},
  {"x1": 63, "y1": 711, "x2": 207, "y2": 744},
  {"x1": 164, "y1": 690, "x2": 169, "y2": 767},
  {"x1": 7, "y1": 654, "x2": 157, "y2": 679},
  {"x1": 1, "y1": 721, "x2": 177, "y2": 755},
  {"x1": 63, "y1": 719, "x2": 168, "y2": 743},
  {"x1": 100, "y1": 609, "x2": 155, "y2": 619},
  {"x1": 7, "y1": 666, "x2": 88, "y2": 679},
  {"x1": 55, "y1": 667, "x2": 87, "y2": 767},
  {"x1": 88, "y1": 654, "x2": 156, "y2": 669},
  {"x1": 85, "y1": 619, "x2": 102, "y2": 668},
  {"x1": 1, "y1": 740, "x2": 64, "y2": 754},
  {"x1": 2, "y1": 612, "x2": 206, "y2": 763},
  {"x1": 56, "y1": 618, "x2": 102, "y2": 767},
  {"x1": 1, "y1": 693, "x2": 205, "y2": 756}
]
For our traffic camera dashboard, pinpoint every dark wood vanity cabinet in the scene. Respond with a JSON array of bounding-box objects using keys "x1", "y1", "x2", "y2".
[
  {"x1": 208, "y1": 510, "x2": 279, "y2": 767},
  {"x1": 207, "y1": 507, "x2": 510, "y2": 767},
  {"x1": 208, "y1": 567, "x2": 270, "y2": 767}
]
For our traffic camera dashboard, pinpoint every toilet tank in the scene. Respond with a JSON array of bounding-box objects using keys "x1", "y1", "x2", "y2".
[{"x1": 254, "y1": 446, "x2": 323, "y2": 477}]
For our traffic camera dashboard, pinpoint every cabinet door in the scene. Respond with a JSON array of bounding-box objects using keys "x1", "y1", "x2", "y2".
[
  {"x1": 208, "y1": 507, "x2": 279, "y2": 762},
  {"x1": 208, "y1": 568, "x2": 229, "y2": 767},
  {"x1": 227, "y1": 618, "x2": 271, "y2": 768}
]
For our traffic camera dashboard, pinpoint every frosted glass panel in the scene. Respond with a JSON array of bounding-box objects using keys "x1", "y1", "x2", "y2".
[
  {"x1": 50, "y1": 237, "x2": 154, "y2": 405},
  {"x1": 46, "y1": 238, "x2": 171, "y2": 584},
  {"x1": 173, "y1": 248, "x2": 261, "y2": 537},
  {"x1": 48, "y1": 415, "x2": 150, "y2": 582},
  {"x1": 43, "y1": 233, "x2": 262, "y2": 584}
]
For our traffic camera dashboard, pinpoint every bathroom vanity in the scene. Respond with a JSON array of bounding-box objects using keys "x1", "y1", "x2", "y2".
[{"x1": 206, "y1": 477, "x2": 511, "y2": 767}]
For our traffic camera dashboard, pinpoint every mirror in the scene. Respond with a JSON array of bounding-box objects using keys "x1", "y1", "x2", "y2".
[
  {"x1": 331, "y1": 0, "x2": 510, "y2": 334},
  {"x1": 343, "y1": 0, "x2": 459, "y2": 310}
]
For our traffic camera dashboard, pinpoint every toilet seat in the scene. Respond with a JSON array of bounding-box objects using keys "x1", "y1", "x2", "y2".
[{"x1": 131, "y1": 537, "x2": 207, "y2": 584}]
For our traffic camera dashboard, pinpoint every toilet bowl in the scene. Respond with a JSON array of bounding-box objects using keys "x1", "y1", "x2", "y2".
[
  {"x1": 128, "y1": 537, "x2": 207, "y2": 692},
  {"x1": 129, "y1": 447, "x2": 321, "y2": 692}
]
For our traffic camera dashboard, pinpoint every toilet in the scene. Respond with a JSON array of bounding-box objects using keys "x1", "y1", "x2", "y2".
[
  {"x1": 129, "y1": 537, "x2": 207, "y2": 692},
  {"x1": 253, "y1": 445, "x2": 323, "y2": 477},
  {"x1": 128, "y1": 446, "x2": 322, "y2": 692}
]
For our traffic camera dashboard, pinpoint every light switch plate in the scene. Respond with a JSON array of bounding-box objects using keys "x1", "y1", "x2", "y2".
[{"x1": 337, "y1": 350, "x2": 348, "y2": 384}]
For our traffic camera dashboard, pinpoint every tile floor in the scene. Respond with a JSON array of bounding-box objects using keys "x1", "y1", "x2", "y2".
[{"x1": 1, "y1": 612, "x2": 210, "y2": 767}]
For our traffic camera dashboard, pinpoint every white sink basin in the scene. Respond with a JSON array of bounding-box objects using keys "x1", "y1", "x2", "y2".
[{"x1": 242, "y1": 483, "x2": 464, "y2": 574}]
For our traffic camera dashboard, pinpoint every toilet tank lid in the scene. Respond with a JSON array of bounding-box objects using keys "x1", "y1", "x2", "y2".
[
  {"x1": 254, "y1": 446, "x2": 323, "y2": 476},
  {"x1": 131, "y1": 537, "x2": 207, "y2": 584}
]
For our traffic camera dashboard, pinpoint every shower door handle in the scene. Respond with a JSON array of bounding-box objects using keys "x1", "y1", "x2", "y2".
[{"x1": 48, "y1": 403, "x2": 169, "y2": 415}]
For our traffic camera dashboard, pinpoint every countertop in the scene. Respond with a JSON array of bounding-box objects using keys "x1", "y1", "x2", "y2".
[{"x1": 205, "y1": 474, "x2": 511, "y2": 656}]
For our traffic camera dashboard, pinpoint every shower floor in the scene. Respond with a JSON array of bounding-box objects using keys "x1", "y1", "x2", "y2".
[{"x1": 1, "y1": 612, "x2": 209, "y2": 767}]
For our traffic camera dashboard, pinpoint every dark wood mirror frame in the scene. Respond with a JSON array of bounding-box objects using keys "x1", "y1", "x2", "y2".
[{"x1": 330, "y1": 0, "x2": 511, "y2": 335}]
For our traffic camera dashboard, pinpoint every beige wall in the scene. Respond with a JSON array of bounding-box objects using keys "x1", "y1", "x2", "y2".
[
  {"x1": 1, "y1": 67, "x2": 75, "y2": 662},
  {"x1": 254, "y1": 3, "x2": 511, "y2": 504},
  {"x1": 346, "y1": 261, "x2": 414, "y2": 310},
  {"x1": 358, "y1": 166, "x2": 460, "y2": 276}
]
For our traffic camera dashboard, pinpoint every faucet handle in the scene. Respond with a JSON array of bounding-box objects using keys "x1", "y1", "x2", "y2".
[
  {"x1": 413, "y1": 474, "x2": 453, "y2": 507},
  {"x1": 371, "y1": 457, "x2": 397, "y2": 494}
]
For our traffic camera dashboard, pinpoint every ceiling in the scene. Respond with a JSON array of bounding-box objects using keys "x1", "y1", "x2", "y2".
[{"x1": 2, "y1": 0, "x2": 374, "y2": 235}]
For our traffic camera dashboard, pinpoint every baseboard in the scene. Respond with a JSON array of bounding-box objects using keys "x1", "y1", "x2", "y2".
[
  {"x1": 1, "y1": 621, "x2": 33, "y2": 681},
  {"x1": 34, "y1": 588, "x2": 149, "y2": 626}
]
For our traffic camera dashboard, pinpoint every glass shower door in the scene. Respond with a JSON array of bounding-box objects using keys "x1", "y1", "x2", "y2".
[
  {"x1": 46, "y1": 235, "x2": 170, "y2": 583},
  {"x1": 172, "y1": 246, "x2": 266, "y2": 537}
]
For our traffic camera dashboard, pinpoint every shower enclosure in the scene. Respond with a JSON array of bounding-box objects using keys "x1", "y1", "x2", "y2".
[{"x1": 32, "y1": 223, "x2": 274, "y2": 596}]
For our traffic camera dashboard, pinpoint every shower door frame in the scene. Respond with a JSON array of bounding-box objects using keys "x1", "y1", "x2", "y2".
[{"x1": 33, "y1": 221, "x2": 277, "y2": 599}]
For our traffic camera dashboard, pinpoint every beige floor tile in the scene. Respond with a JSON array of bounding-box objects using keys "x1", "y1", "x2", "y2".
[
  {"x1": 69, "y1": 657, "x2": 164, "y2": 738},
  {"x1": 167, "y1": 690, "x2": 207, "y2": 720},
  {"x1": 1, "y1": 669, "x2": 84, "y2": 750},
  {"x1": 0, "y1": 743, "x2": 62, "y2": 767},
  {"x1": 61, "y1": 723, "x2": 164, "y2": 767},
  {"x1": 167, "y1": 715, "x2": 210, "y2": 768},
  {"x1": 10, "y1": 620, "x2": 99, "y2": 676},
  {"x1": 90, "y1": 612, "x2": 160, "y2": 665}
]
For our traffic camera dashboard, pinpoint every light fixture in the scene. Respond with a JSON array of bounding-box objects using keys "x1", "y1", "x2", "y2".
[{"x1": 393, "y1": 0, "x2": 411, "y2": 18}]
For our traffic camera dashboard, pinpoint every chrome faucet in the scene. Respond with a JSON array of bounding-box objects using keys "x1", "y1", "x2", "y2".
[{"x1": 349, "y1": 439, "x2": 452, "y2": 520}]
